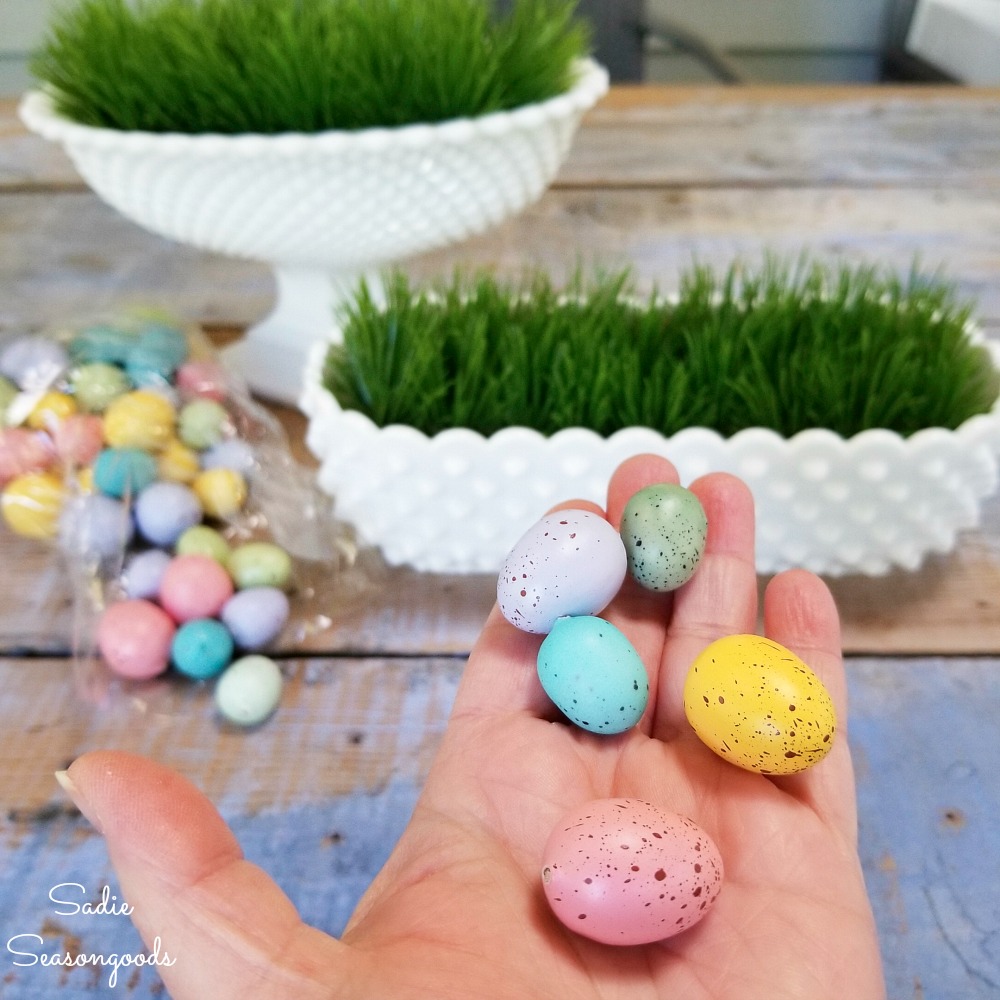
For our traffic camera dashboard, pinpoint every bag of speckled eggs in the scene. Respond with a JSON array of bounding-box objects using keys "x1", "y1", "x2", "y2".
[{"x1": 0, "y1": 311, "x2": 347, "y2": 724}]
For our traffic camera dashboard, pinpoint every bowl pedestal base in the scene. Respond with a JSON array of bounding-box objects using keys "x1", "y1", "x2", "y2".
[{"x1": 221, "y1": 264, "x2": 383, "y2": 405}]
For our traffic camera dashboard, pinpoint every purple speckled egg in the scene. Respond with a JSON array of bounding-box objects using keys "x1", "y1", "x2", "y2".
[
  {"x1": 134, "y1": 481, "x2": 203, "y2": 546},
  {"x1": 541, "y1": 798, "x2": 724, "y2": 946},
  {"x1": 220, "y1": 587, "x2": 289, "y2": 650},
  {"x1": 497, "y1": 509, "x2": 627, "y2": 634},
  {"x1": 122, "y1": 548, "x2": 173, "y2": 600}
]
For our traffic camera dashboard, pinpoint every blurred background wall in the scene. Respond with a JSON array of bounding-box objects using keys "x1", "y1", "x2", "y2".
[{"x1": 3, "y1": 0, "x2": 991, "y2": 98}]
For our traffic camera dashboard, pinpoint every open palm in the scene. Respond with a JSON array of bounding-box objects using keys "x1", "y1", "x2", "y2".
[{"x1": 61, "y1": 454, "x2": 886, "y2": 999}]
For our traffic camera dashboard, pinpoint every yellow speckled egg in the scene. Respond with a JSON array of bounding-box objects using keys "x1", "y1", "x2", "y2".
[
  {"x1": 157, "y1": 437, "x2": 200, "y2": 483},
  {"x1": 683, "y1": 634, "x2": 836, "y2": 775},
  {"x1": 27, "y1": 390, "x2": 77, "y2": 431},
  {"x1": 193, "y1": 468, "x2": 247, "y2": 519},
  {"x1": 1, "y1": 471, "x2": 66, "y2": 538},
  {"x1": 103, "y1": 390, "x2": 176, "y2": 451}
]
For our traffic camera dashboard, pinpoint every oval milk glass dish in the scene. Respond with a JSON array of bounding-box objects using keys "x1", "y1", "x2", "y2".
[
  {"x1": 19, "y1": 58, "x2": 610, "y2": 404},
  {"x1": 301, "y1": 338, "x2": 1000, "y2": 577}
]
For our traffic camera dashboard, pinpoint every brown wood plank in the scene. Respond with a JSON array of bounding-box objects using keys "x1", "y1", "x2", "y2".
[
  {"x1": 3, "y1": 186, "x2": 1000, "y2": 334},
  {"x1": 0, "y1": 655, "x2": 460, "y2": 818},
  {"x1": 5, "y1": 87, "x2": 1000, "y2": 193}
]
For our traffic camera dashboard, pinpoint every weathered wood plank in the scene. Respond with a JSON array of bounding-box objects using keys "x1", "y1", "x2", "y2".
[
  {"x1": 0, "y1": 655, "x2": 998, "y2": 996},
  {"x1": 4, "y1": 88, "x2": 1000, "y2": 192},
  {"x1": 3, "y1": 186, "x2": 1000, "y2": 336}
]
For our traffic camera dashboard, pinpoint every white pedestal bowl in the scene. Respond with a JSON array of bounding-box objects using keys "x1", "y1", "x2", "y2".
[{"x1": 19, "y1": 59, "x2": 609, "y2": 403}]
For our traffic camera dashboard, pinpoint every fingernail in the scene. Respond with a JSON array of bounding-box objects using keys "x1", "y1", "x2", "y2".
[{"x1": 55, "y1": 769, "x2": 104, "y2": 834}]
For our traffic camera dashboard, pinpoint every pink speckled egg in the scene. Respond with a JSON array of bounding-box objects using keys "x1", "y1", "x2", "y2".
[
  {"x1": 175, "y1": 360, "x2": 229, "y2": 401},
  {"x1": 159, "y1": 553, "x2": 234, "y2": 623},
  {"x1": 52, "y1": 413, "x2": 105, "y2": 467},
  {"x1": 0, "y1": 428, "x2": 54, "y2": 486},
  {"x1": 541, "y1": 798, "x2": 724, "y2": 945},
  {"x1": 96, "y1": 599, "x2": 176, "y2": 680},
  {"x1": 497, "y1": 509, "x2": 627, "y2": 634}
]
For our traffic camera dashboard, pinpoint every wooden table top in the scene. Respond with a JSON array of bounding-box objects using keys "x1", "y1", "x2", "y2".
[{"x1": 1, "y1": 84, "x2": 999, "y2": 998}]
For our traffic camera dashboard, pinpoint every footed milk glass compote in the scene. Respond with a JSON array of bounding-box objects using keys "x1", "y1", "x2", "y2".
[{"x1": 20, "y1": 59, "x2": 608, "y2": 404}]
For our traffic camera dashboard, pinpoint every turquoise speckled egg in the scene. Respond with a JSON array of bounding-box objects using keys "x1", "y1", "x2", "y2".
[
  {"x1": 171, "y1": 617, "x2": 234, "y2": 679},
  {"x1": 93, "y1": 447, "x2": 158, "y2": 498},
  {"x1": 537, "y1": 616, "x2": 649, "y2": 734},
  {"x1": 620, "y1": 483, "x2": 707, "y2": 592}
]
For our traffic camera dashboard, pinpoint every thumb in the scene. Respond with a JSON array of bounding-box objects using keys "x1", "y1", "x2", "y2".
[{"x1": 58, "y1": 750, "x2": 354, "y2": 1000}]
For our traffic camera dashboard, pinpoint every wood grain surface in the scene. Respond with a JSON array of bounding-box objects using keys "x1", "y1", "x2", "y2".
[{"x1": 2, "y1": 85, "x2": 1000, "y2": 999}]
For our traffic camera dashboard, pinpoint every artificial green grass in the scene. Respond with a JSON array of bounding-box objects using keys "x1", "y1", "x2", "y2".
[
  {"x1": 321, "y1": 260, "x2": 999, "y2": 438},
  {"x1": 31, "y1": 0, "x2": 590, "y2": 133}
]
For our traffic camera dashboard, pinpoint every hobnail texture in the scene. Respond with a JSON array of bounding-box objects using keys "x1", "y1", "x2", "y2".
[
  {"x1": 20, "y1": 60, "x2": 608, "y2": 402},
  {"x1": 301, "y1": 340, "x2": 1000, "y2": 577},
  {"x1": 18, "y1": 60, "x2": 608, "y2": 268}
]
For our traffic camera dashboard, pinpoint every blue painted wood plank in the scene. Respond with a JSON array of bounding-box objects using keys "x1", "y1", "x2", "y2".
[{"x1": 1, "y1": 658, "x2": 998, "y2": 998}]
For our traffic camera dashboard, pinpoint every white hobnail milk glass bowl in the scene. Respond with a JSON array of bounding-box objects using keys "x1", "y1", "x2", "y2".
[
  {"x1": 301, "y1": 338, "x2": 1000, "y2": 577},
  {"x1": 19, "y1": 58, "x2": 609, "y2": 404}
]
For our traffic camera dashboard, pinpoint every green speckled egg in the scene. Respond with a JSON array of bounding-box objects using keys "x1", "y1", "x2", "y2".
[
  {"x1": 683, "y1": 634, "x2": 836, "y2": 775},
  {"x1": 620, "y1": 483, "x2": 707, "y2": 592}
]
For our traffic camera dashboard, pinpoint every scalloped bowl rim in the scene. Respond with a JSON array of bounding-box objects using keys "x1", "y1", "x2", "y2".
[{"x1": 18, "y1": 57, "x2": 608, "y2": 156}]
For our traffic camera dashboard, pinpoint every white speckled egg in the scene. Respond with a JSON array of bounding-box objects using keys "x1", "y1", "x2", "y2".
[
  {"x1": 683, "y1": 634, "x2": 837, "y2": 775},
  {"x1": 537, "y1": 616, "x2": 648, "y2": 734},
  {"x1": 497, "y1": 510, "x2": 627, "y2": 634},
  {"x1": 620, "y1": 483, "x2": 707, "y2": 592},
  {"x1": 541, "y1": 798, "x2": 724, "y2": 945}
]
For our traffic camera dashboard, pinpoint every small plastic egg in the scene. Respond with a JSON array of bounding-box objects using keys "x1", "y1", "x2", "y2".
[
  {"x1": 537, "y1": 616, "x2": 649, "y2": 734},
  {"x1": 122, "y1": 548, "x2": 172, "y2": 600},
  {"x1": 171, "y1": 617, "x2": 234, "y2": 679},
  {"x1": 96, "y1": 598, "x2": 175, "y2": 680},
  {"x1": 59, "y1": 493, "x2": 133, "y2": 562},
  {"x1": 541, "y1": 798, "x2": 724, "y2": 945},
  {"x1": 156, "y1": 438, "x2": 201, "y2": 483},
  {"x1": 133, "y1": 481, "x2": 203, "y2": 546},
  {"x1": 159, "y1": 553, "x2": 234, "y2": 623},
  {"x1": 0, "y1": 335, "x2": 68, "y2": 389},
  {"x1": 136, "y1": 323, "x2": 189, "y2": 367},
  {"x1": 176, "y1": 524, "x2": 231, "y2": 563},
  {"x1": 192, "y1": 467, "x2": 247, "y2": 518},
  {"x1": 68, "y1": 324, "x2": 135, "y2": 365},
  {"x1": 103, "y1": 390, "x2": 176, "y2": 451},
  {"x1": 1, "y1": 471, "x2": 66, "y2": 538},
  {"x1": 620, "y1": 483, "x2": 708, "y2": 592},
  {"x1": 26, "y1": 390, "x2": 77, "y2": 431},
  {"x1": 215, "y1": 654, "x2": 283, "y2": 727},
  {"x1": 69, "y1": 362, "x2": 131, "y2": 414},
  {"x1": 227, "y1": 542, "x2": 293, "y2": 590},
  {"x1": 92, "y1": 447, "x2": 158, "y2": 499},
  {"x1": 178, "y1": 399, "x2": 230, "y2": 450},
  {"x1": 220, "y1": 587, "x2": 290, "y2": 649},
  {"x1": 683, "y1": 634, "x2": 837, "y2": 775},
  {"x1": 52, "y1": 414, "x2": 105, "y2": 467},
  {"x1": 175, "y1": 360, "x2": 228, "y2": 401},
  {"x1": 124, "y1": 351, "x2": 172, "y2": 388},
  {"x1": 200, "y1": 438, "x2": 255, "y2": 477},
  {"x1": 497, "y1": 509, "x2": 628, "y2": 634},
  {"x1": 0, "y1": 428, "x2": 54, "y2": 486}
]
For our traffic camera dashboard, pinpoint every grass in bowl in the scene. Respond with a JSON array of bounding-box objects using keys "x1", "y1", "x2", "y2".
[
  {"x1": 321, "y1": 260, "x2": 999, "y2": 439},
  {"x1": 31, "y1": 0, "x2": 590, "y2": 133}
]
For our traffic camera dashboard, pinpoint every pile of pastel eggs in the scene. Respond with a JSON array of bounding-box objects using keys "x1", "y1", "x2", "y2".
[
  {"x1": 496, "y1": 483, "x2": 837, "y2": 945},
  {"x1": 0, "y1": 323, "x2": 289, "y2": 727}
]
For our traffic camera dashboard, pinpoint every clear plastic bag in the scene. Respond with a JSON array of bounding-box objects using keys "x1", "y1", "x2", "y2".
[{"x1": 0, "y1": 309, "x2": 350, "y2": 710}]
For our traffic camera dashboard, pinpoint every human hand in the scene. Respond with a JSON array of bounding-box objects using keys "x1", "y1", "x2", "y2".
[{"x1": 58, "y1": 454, "x2": 886, "y2": 999}]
